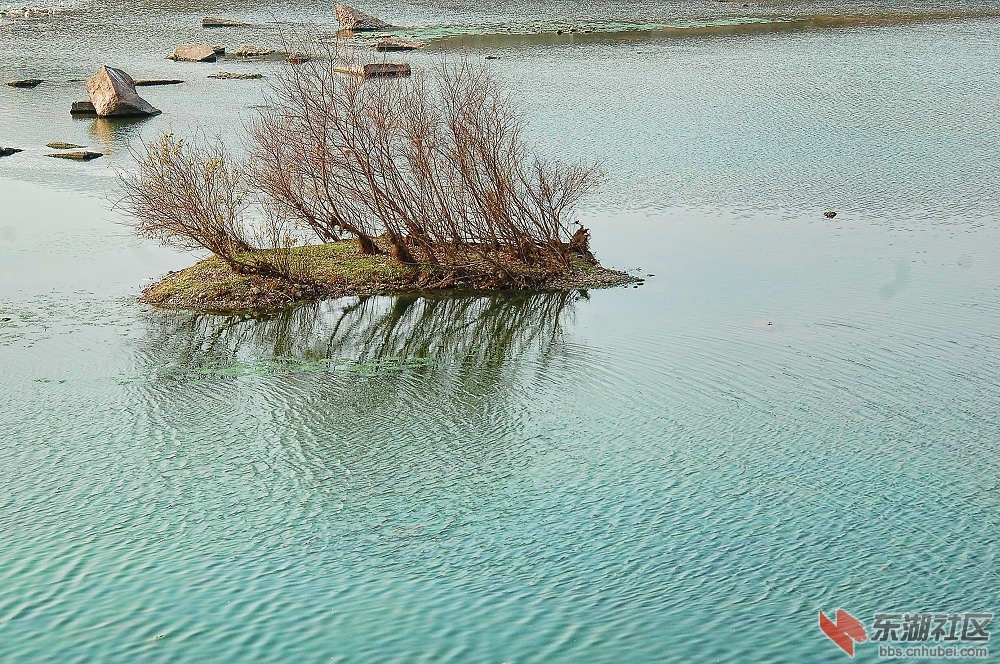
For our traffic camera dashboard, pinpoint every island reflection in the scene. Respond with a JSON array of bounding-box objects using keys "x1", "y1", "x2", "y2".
[{"x1": 138, "y1": 290, "x2": 587, "y2": 396}]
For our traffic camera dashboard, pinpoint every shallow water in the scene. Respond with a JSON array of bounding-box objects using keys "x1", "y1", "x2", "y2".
[{"x1": 1, "y1": 2, "x2": 999, "y2": 662}]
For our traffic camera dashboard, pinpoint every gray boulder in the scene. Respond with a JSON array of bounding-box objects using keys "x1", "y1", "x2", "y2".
[
  {"x1": 0, "y1": 147, "x2": 23, "y2": 157},
  {"x1": 335, "y1": 3, "x2": 392, "y2": 31},
  {"x1": 85, "y1": 66, "x2": 162, "y2": 117}
]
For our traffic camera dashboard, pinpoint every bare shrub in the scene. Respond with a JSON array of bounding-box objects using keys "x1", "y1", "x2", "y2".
[
  {"x1": 250, "y1": 48, "x2": 603, "y2": 283},
  {"x1": 118, "y1": 133, "x2": 305, "y2": 282},
  {"x1": 121, "y1": 44, "x2": 603, "y2": 288}
]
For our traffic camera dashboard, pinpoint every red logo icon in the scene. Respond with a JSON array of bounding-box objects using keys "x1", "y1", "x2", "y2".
[{"x1": 820, "y1": 609, "x2": 868, "y2": 657}]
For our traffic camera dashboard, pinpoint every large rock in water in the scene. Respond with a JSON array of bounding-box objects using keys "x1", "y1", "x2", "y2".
[
  {"x1": 168, "y1": 44, "x2": 218, "y2": 62},
  {"x1": 335, "y1": 3, "x2": 392, "y2": 31},
  {"x1": 85, "y1": 66, "x2": 161, "y2": 117}
]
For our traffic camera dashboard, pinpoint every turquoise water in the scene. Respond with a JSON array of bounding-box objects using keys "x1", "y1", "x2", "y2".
[{"x1": 2, "y1": 2, "x2": 999, "y2": 662}]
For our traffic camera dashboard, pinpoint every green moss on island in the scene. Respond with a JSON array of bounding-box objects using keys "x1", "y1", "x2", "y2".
[{"x1": 142, "y1": 240, "x2": 638, "y2": 313}]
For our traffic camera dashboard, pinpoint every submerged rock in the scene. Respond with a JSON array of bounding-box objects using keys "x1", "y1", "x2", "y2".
[
  {"x1": 230, "y1": 45, "x2": 273, "y2": 58},
  {"x1": 208, "y1": 72, "x2": 263, "y2": 79},
  {"x1": 286, "y1": 52, "x2": 311, "y2": 64},
  {"x1": 0, "y1": 147, "x2": 23, "y2": 157},
  {"x1": 335, "y1": 62, "x2": 411, "y2": 78},
  {"x1": 86, "y1": 66, "x2": 162, "y2": 117},
  {"x1": 168, "y1": 44, "x2": 218, "y2": 62},
  {"x1": 5, "y1": 78, "x2": 43, "y2": 89},
  {"x1": 372, "y1": 37, "x2": 422, "y2": 51},
  {"x1": 134, "y1": 79, "x2": 184, "y2": 86},
  {"x1": 335, "y1": 3, "x2": 393, "y2": 31},
  {"x1": 5, "y1": 78, "x2": 43, "y2": 88},
  {"x1": 70, "y1": 100, "x2": 97, "y2": 115},
  {"x1": 46, "y1": 151, "x2": 104, "y2": 161},
  {"x1": 202, "y1": 16, "x2": 247, "y2": 28},
  {"x1": 46, "y1": 142, "x2": 85, "y2": 149}
]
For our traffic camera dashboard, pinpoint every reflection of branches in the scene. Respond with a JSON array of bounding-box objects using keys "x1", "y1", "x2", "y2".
[{"x1": 139, "y1": 291, "x2": 584, "y2": 394}]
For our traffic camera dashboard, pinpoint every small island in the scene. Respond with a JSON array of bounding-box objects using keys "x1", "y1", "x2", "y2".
[
  {"x1": 121, "y1": 53, "x2": 634, "y2": 312},
  {"x1": 142, "y1": 239, "x2": 635, "y2": 312}
]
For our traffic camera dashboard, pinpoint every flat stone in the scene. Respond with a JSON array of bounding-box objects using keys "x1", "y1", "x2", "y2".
[
  {"x1": 229, "y1": 46, "x2": 274, "y2": 58},
  {"x1": 134, "y1": 79, "x2": 184, "y2": 86},
  {"x1": 5, "y1": 78, "x2": 43, "y2": 88},
  {"x1": 168, "y1": 44, "x2": 218, "y2": 62},
  {"x1": 334, "y1": 63, "x2": 411, "y2": 78},
  {"x1": 0, "y1": 147, "x2": 23, "y2": 157},
  {"x1": 335, "y1": 3, "x2": 393, "y2": 31},
  {"x1": 46, "y1": 142, "x2": 85, "y2": 149},
  {"x1": 46, "y1": 151, "x2": 104, "y2": 161},
  {"x1": 70, "y1": 100, "x2": 97, "y2": 115},
  {"x1": 208, "y1": 72, "x2": 263, "y2": 79},
  {"x1": 86, "y1": 66, "x2": 161, "y2": 117},
  {"x1": 372, "y1": 38, "x2": 423, "y2": 51},
  {"x1": 202, "y1": 16, "x2": 247, "y2": 27}
]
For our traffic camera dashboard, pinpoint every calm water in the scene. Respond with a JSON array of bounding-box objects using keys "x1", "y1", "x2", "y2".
[{"x1": 1, "y1": 2, "x2": 998, "y2": 662}]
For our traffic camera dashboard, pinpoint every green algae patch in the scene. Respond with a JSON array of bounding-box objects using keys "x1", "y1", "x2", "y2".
[{"x1": 141, "y1": 240, "x2": 636, "y2": 313}]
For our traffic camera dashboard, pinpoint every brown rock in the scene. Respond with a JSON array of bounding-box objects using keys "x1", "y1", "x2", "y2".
[
  {"x1": 70, "y1": 100, "x2": 97, "y2": 116},
  {"x1": 168, "y1": 44, "x2": 218, "y2": 62},
  {"x1": 46, "y1": 142, "x2": 85, "y2": 149},
  {"x1": 372, "y1": 38, "x2": 422, "y2": 51},
  {"x1": 335, "y1": 3, "x2": 392, "y2": 31},
  {"x1": 85, "y1": 66, "x2": 162, "y2": 117}
]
